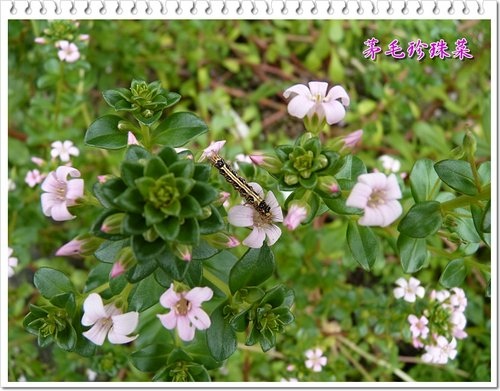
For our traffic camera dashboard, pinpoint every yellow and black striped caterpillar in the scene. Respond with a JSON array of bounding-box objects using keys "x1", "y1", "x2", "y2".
[{"x1": 209, "y1": 153, "x2": 272, "y2": 218}]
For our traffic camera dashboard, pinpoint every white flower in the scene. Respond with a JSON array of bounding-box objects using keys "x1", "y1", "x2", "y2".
[
  {"x1": 127, "y1": 132, "x2": 139, "y2": 145},
  {"x1": 346, "y1": 172, "x2": 402, "y2": 227},
  {"x1": 199, "y1": 140, "x2": 226, "y2": 162},
  {"x1": 8, "y1": 178, "x2": 16, "y2": 191},
  {"x1": 40, "y1": 166, "x2": 84, "y2": 221},
  {"x1": 430, "y1": 289, "x2": 451, "y2": 303},
  {"x1": 304, "y1": 348, "x2": 327, "y2": 372},
  {"x1": 8, "y1": 247, "x2": 18, "y2": 278},
  {"x1": 378, "y1": 155, "x2": 401, "y2": 173},
  {"x1": 423, "y1": 337, "x2": 457, "y2": 364},
  {"x1": 157, "y1": 284, "x2": 213, "y2": 342},
  {"x1": 51, "y1": 140, "x2": 80, "y2": 162},
  {"x1": 227, "y1": 182, "x2": 283, "y2": 248},
  {"x1": 25, "y1": 169, "x2": 45, "y2": 188},
  {"x1": 450, "y1": 287, "x2": 467, "y2": 312},
  {"x1": 86, "y1": 369, "x2": 97, "y2": 381},
  {"x1": 56, "y1": 40, "x2": 80, "y2": 63},
  {"x1": 408, "y1": 314, "x2": 429, "y2": 339},
  {"x1": 393, "y1": 277, "x2": 425, "y2": 303},
  {"x1": 284, "y1": 81, "x2": 350, "y2": 125},
  {"x1": 81, "y1": 293, "x2": 139, "y2": 346}
]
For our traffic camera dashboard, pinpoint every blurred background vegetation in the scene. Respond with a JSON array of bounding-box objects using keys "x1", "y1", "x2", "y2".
[{"x1": 8, "y1": 19, "x2": 491, "y2": 381}]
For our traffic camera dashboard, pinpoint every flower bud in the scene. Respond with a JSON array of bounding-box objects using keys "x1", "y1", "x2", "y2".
[
  {"x1": 317, "y1": 176, "x2": 340, "y2": 196},
  {"x1": 342, "y1": 129, "x2": 363, "y2": 148},
  {"x1": 174, "y1": 244, "x2": 192, "y2": 262},
  {"x1": 463, "y1": 130, "x2": 477, "y2": 157},
  {"x1": 249, "y1": 154, "x2": 283, "y2": 174},
  {"x1": 203, "y1": 233, "x2": 240, "y2": 249},
  {"x1": 284, "y1": 174, "x2": 299, "y2": 185},
  {"x1": 55, "y1": 234, "x2": 103, "y2": 257},
  {"x1": 100, "y1": 213, "x2": 124, "y2": 234},
  {"x1": 283, "y1": 202, "x2": 309, "y2": 230}
]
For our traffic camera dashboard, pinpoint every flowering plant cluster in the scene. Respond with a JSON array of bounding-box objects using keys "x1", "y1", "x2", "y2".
[{"x1": 394, "y1": 277, "x2": 468, "y2": 365}]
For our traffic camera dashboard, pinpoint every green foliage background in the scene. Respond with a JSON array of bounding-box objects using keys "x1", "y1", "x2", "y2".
[{"x1": 8, "y1": 19, "x2": 491, "y2": 382}]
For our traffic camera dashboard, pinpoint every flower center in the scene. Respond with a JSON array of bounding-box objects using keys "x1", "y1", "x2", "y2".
[
  {"x1": 252, "y1": 209, "x2": 274, "y2": 227},
  {"x1": 367, "y1": 189, "x2": 386, "y2": 208},
  {"x1": 56, "y1": 180, "x2": 67, "y2": 201},
  {"x1": 175, "y1": 298, "x2": 191, "y2": 316},
  {"x1": 312, "y1": 93, "x2": 324, "y2": 103}
]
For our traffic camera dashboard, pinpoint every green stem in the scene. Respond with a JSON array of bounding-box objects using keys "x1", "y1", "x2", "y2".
[
  {"x1": 440, "y1": 184, "x2": 490, "y2": 212},
  {"x1": 140, "y1": 124, "x2": 152, "y2": 150},
  {"x1": 87, "y1": 282, "x2": 110, "y2": 295},
  {"x1": 338, "y1": 343, "x2": 375, "y2": 381},
  {"x1": 465, "y1": 258, "x2": 491, "y2": 273},
  {"x1": 54, "y1": 61, "x2": 66, "y2": 124},
  {"x1": 337, "y1": 335, "x2": 416, "y2": 382},
  {"x1": 203, "y1": 268, "x2": 231, "y2": 298}
]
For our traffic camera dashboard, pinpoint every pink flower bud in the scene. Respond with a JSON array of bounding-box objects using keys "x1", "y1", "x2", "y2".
[
  {"x1": 226, "y1": 236, "x2": 240, "y2": 248},
  {"x1": 55, "y1": 239, "x2": 83, "y2": 256},
  {"x1": 342, "y1": 129, "x2": 363, "y2": 148},
  {"x1": 110, "y1": 261, "x2": 126, "y2": 278},
  {"x1": 283, "y1": 203, "x2": 308, "y2": 231},
  {"x1": 127, "y1": 132, "x2": 139, "y2": 145}
]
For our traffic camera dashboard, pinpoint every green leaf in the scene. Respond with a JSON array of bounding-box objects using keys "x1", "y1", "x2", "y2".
[
  {"x1": 346, "y1": 222, "x2": 379, "y2": 270},
  {"x1": 127, "y1": 261, "x2": 158, "y2": 283},
  {"x1": 157, "y1": 146, "x2": 179, "y2": 166},
  {"x1": 177, "y1": 218, "x2": 200, "y2": 245},
  {"x1": 84, "y1": 115, "x2": 127, "y2": 150},
  {"x1": 190, "y1": 182, "x2": 219, "y2": 206},
  {"x1": 153, "y1": 112, "x2": 208, "y2": 147},
  {"x1": 132, "y1": 235, "x2": 166, "y2": 262},
  {"x1": 434, "y1": 160, "x2": 479, "y2": 196},
  {"x1": 179, "y1": 195, "x2": 203, "y2": 218},
  {"x1": 192, "y1": 240, "x2": 220, "y2": 260},
  {"x1": 123, "y1": 213, "x2": 148, "y2": 235},
  {"x1": 299, "y1": 174, "x2": 318, "y2": 189},
  {"x1": 95, "y1": 178, "x2": 127, "y2": 208},
  {"x1": 397, "y1": 234, "x2": 428, "y2": 273},
  {"x1": 206, "y1": 305, "x2": 237, "y2": 361},
  {"x1": 131, "y1": 344, "x2": 171, "y2": 372},
  {"x1": 229, "y1": 246, "x2": 275, "y2": 294},
  {"x1": 482, "y1": 200, "x2": 491, "y2": 233},
  {"x1": 193, "y1": 164, "x2": 211, "y2": 182},
  {"x1": 439, "y1": 259, "x2": 467, "y2": 288},
  {"x1": 125, "y1": 145, "x2": 152, "y2": 162},
  {"x1": 413, "y1": 122, "x2": 449, "y2": 155},
  {"x1": 94, "y1": 239, "x2": 129, "y2": 263},
  {"x1": 34, "y1": 268, "x2": 74, "y2": 299},
  {"x1": 199, "y1": 205, "x2": 225, "y2": 234},
  {"x1": 121, "y1": 161, "x2": 145, "y2": 188},
  {"x1": 102, "y1": 88, "x2": 131, "y2": 110},
  {"x1": 398, "y1": 201, "x2": 443, "y2": 238},
  {"x1": 410, "y1": 158, "x2": 440, "y2": 202},
  {"x1": 169, "y1": 159, "x2": 194, "y2": 178},
  {"x1": 114, "y1": 188, "x2": 144, "y2": 214},
  {"x1": 128, "y1": 274, "x2": 166, "y2": 312},
  {"x1": 332, "y1": 155, "x2": 367, "y2": 190},
  {"x1": 155, "y1": 217, "x2": 180, "y2": 241},
  {"x1": 145, "y1": 157, "x2": 169, "y2": 179}
]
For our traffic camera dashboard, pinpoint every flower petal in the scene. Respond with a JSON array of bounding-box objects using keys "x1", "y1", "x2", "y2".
[
  {"x1": 159, "y1": 284, "x2": 180, "y2": 309},
  {"x1": 184, "y1": 287, "x2": 213, "y2": 306},
  {"x1": 227, "y1": 205, "x2": 254, "y2": 227},
  {"x1": 41, "y1": 172, "x2": 61, "y2": 193},
  {"x1": 287, "y1": 96, "x2": 315, "y2": 119},
  {"x1": 66, "y1": 179, "x2": 84, "y2": 200},
  {"x1": 111, "y1": 311, "x2": 139, "y2": 336},
  {"x1": 358, "y1": 172, "x2": 387, "y2": 189},
  {"x1": 82, "y1": 293, "x2": 107, "y2": 326},
  {"x1": 325, "y1": 85, "x2": 350, "y2": 106},
  {"x1": 107, "y1": 330, "x2": 137, "y2": 345},
  {"x1": 265, "y1": 191, "x2": 283, "y2": 222},
  {"x1": 283, "y1": 83, "x2": 311, "y2": 99},
  {"x1": 345, "y1": 183, "x2": 372, "y2": 209},
  {"x1": 55, "y1": 166, "x2": 81, "y2": 181},
  {"x1": 322, "y1": 100, "x2": 346, "y2": 125},
  {"x1": 157, "y1": 311, "x2": 178, "y2": 330},
  {"x1": 308, "y1": 81, "x2": 328, "y2": 97},
  {"x1": 264, "y1": 224, "x2": 282, "y2": 246},
  {"x1": 50, "y1": 202, "x2": 75, "y2": 221},
  {"x1": 242, "y1": 227, "x2": 266, "y2": 248},
  {"x1": 177, "y1": 315, "x2": 196, "y2": 341},
  {"x1": 188, "y1": 307, "x2": 211, "y2": 330},
  {"x1": 385, "y1": 174, "x2": 402, "y2": 199},
  {"x1": 82, "y1": 321, "x2": 110, "y2": 346},
  {"x1": 248, "y1": 182, "x2": 265, "y2": 198}
]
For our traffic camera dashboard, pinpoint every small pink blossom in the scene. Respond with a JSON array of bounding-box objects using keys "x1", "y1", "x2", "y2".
[
  {"x1": 408, "y1": 314, "x2": 429, "y2": 339},
  {"x1": 393, "y1": 277, "x2": 425, "y2": 303},
  {"x1": 79, "y1": 34, "x2": 90, "y2": 41},
  {"x1": 25, "y1": 169, "x2": 45, "y2": 188},
  {"x1": 450, "y1": 287, "x2": 467, "y2": 312},
  {"x1": 34, "y1": 37, "x2": 47, "y2": 44},
  {"x1": 41, "y1": 166, "x2": 84, "y2": 221},
  {"x1": 226, "y1": 236, "x2": 240, "y2": 248},
  {"x1": 429, "y1": 289, "x2": 450, "y2": 303},
  {"x1": 56, "y1": 40, "x2": 80, "y2": 63},
  {"x1": 283, "y1": 203, "x2": 308, "y2": 231},
  {"x1": 157, "y1": 284, "x2": 213, "y2": 342},
  {"x1": 422, "y1": 337, "x2": 457, "y2": 364},
  {"x1": 249, "y1": 154, "x2": 265, "y2": 165},
  {"x1": 346, "y1": 173, "x2": 402, "y2": 227},
  {"x1": 81, "y1": 293, "x2": 139, "y2": 346},
  {"x1": 8, "y1": 247, "x2": 18, "y2": 278},
  {"x1": 51, "y1": 140, "x2": 80, "y2": 162},
  {"x1": 97, "y1": 175, "x2": 109, "y2": 184},
  {"x1": 199, "y1": 140, "x2": 226, "y2": 162},
  {"x1": 343, "y1": 129, "x2": 363, "y2": 148},
  {"x1": 227, "y1": 182, "x2": 283, "y2": 248},
  {"x1": 304, "y1": 348, "x2": 327, "y2": 372},
  {"x1": 412, "y1": 338, "x2": 424, "y2": 349},
  {"x1": 284, "y1": 81, "x2": 350, "y2": 125}
]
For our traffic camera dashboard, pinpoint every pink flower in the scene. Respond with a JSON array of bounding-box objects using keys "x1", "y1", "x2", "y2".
[
  {"x1": 408, "y1": 314, "x2": 429, "y2": 339},
  {"x1": 227, "y1": 182, "x2": 283, "y2": 248},
  {"x1": 343, "y1": 129, "x2": 363, "y2": 148},
  {"x1": 346, "y1": 173, "x2": 402, "y2": 227},
  {"x1": 422, "y1": 337, "x2": 457, "y2": 364},
  {"x1": 41, "y1": 166, "x2": 84, "y2": 221},
  {"x1": 412, "y1": 338, "x2": 424, "y2": 349},
  {"x1": 34, "y1": 37, "x2": 47, "y2": 44},
  {"x1": 79, "y1": 34, "x2": 90, "y2": 41},
  {"x1": 25, "y1": 169, "x2": 45, "y2": 188},
  {"x1": 81, "y1": 293, "x2": 139, "y2": 346},
  {"x1": 429, "y1": 289, "x2": 450, "y2": 303},
  {"x1": 157, "y1": 284, "x2": 213, "y2": 342},
  {"x1": 8, "y1": 247, "x2": 18, "y2": 278},
  {"x1": 55, "y1": 238, "x2": 83, "y2": 256},
  {"x1": 450, "y1": 287, "x2": 467, "y2": 312},
  {"x1": 304, "y1": 348, "x2": 327, "y2": 372},
  {"x1": 97, "y1": 175, "x2": 109, "y2": 184},
  {"x1": 51, "y1": 140, "x2": 79, "y2": 162},
  {"x1": 199, "y1": 140, "x2": 226, "y2": 162},
  {"x1": 393, "y1": 277, "x2": 425, "y2": 303},
  {"x1": 283, "y1": 81, "x2": 350, "y2": 125},
  {"x1": 283, "y1": 203, "x2": 308, "y2": 231},
  {"x1": 31, "y1": 156, "x2": 46, "y2": 167},
  {"x1": 56, "y1": 40, "x2": 80, "y2": 63}
]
